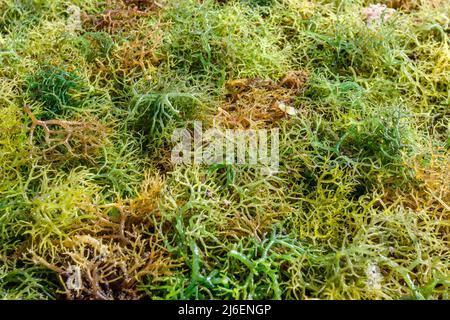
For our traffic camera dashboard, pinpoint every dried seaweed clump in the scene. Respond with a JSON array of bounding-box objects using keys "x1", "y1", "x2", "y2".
[
  {"x1": 410, "y1": 147, "x2": 450, "y2": 212},
  {"x1": 29, "y1": 173, "x2": 178, "y2": 300},
  {"x1": 24, "y1": 105, "x2": 109, "y2": 161},
  {"x1": 79, "y1": 0, "x2": 163, "y2": 78},
  {"x1": 112, "y1": 30, "x2": 162, "y2": 77},
  {"x1": 215, "y1": 71, "x2": 308, "y2": 129},
  {"x1": 379, "y1": 145, "x2": 449, "y2": 217},
  {"x1": 82, "y1": 0, "x2": 162, "y2": 34}
]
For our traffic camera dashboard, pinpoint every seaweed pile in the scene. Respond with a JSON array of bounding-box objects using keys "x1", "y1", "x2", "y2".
[{"x1": 0, "y1": 0, "x2": 449, "y2": 299}]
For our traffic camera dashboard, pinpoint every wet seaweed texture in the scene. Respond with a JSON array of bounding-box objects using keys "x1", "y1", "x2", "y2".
[{"x1": 0, "y1": 0, "x2": 449, "y2": 300}]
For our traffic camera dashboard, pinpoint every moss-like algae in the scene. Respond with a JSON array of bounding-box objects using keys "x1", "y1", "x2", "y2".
[{"x1": 0, "y1": 0, "x2": 449, "y2": 300}]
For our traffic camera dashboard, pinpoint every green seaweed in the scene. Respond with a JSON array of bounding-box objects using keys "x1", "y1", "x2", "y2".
[{"x1": 0, "y1": 0, "x2": 448, "y2": 300}]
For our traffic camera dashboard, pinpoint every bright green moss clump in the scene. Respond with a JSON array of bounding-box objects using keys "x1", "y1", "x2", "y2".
[{"x1": 0, "y1": 0, "x2": 449, "y2": 300}]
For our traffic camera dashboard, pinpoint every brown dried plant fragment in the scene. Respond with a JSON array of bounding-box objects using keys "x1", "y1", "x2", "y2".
[
  {"x1": 28, "y1": 172, "x2": 179, "y2": 300},
  {"x1": 24, "y1": 105, "x2": 109, "y2": 160},
  {"x1": 82, "y1": 0, "x2": 162, "y2": 34},
  {"x1": 113, "y1": 30, "x2": 162, "y2": 76},
  {"x1": 215, "y1": 70, "x2": 308, "y2": 129},
  {"x1": 380, "y1": 146, "x2": 450, "y2": 217}
]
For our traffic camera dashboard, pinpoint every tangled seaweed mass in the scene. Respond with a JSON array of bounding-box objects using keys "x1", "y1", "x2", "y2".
[{"x1": 0, "y1": 0, "x2": 449, "y2": 300}]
